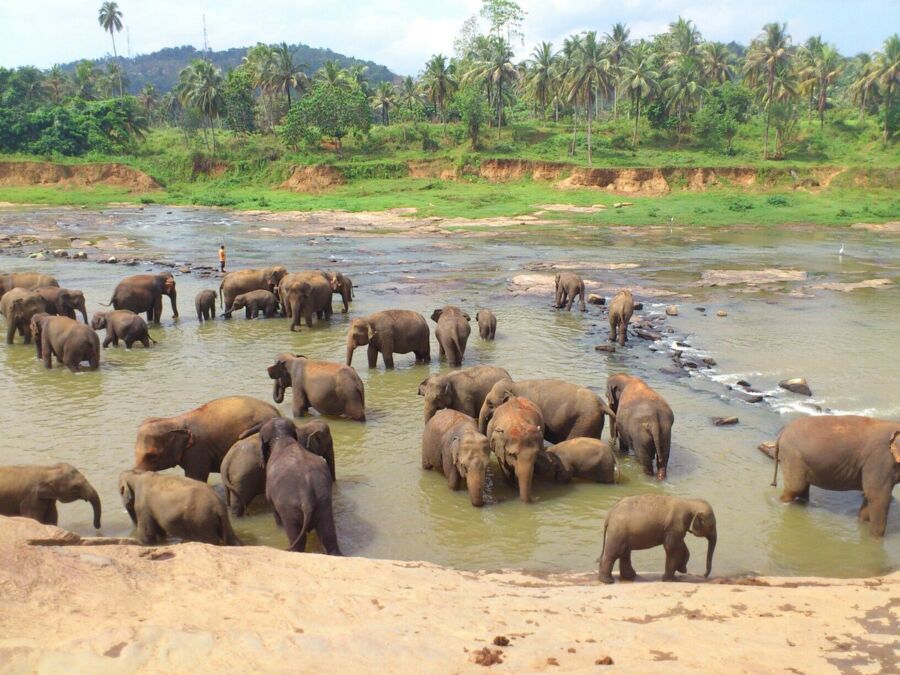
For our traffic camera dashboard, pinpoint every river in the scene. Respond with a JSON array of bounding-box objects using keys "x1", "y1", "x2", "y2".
[{"x1": 0, "y1": 205, "x2": 897, "y2": 578}]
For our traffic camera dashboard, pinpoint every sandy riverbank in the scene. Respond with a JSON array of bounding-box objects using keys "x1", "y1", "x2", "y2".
[{"x1": 0, "y1": 517, "x2": 896, "y2": 673}]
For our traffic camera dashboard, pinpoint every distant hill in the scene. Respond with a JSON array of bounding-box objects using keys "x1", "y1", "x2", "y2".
[{"x1": 59, "y1": 43, "x2": 398, "y2": 94}]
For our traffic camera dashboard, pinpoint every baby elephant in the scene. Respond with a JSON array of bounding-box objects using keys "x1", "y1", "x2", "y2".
[
  {"x1": 555, "y1": 272, "x2": 586, "y2": 311},
  {"x1": 0, "y1": 463, "x2": 101, "y2": 529},
  {"x1": 244, "y1": 418, "x2": 341, "y2": 554},
  {"x1": 608, "y1": 289, "x2": 635, "y2": 345},
  {"x1": 119, "y1": 469, "x2": 241, "y2": 546},
  {"x1": 222, "y1": 419, "x2": 335, "y2": 516},
  {"x1": 226, "y1": 289, "x2": 278, "y2": 319},
  {"x1": 475, "y1": 309, "x2": 497, "y2": 340},
  {"x1": 535, "y1": 438, "x2": 619, "y2": 484},
  {"x1": 31, "y1": 313, "x2": 100, "y2": 372},
  {"x1": 91, "y1": 310, "x2": 156, "y2": 348},
  {"x1": 195, "y1": 289, "x2": 217, "y2": 322},
  {"x1": 421, "y1": 409, "x2": 491, "y2": 507},
  {"x1": 599, "y1": 494, "x2": 717, "y2": 584}
]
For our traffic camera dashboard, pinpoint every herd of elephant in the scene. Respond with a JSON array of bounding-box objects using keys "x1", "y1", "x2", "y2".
[{"x1": 0, "y1": 265, "x2": 897, "y2": 584}]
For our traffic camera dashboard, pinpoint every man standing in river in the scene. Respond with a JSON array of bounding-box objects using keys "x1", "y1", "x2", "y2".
[{"x1": 219, "y1": 245, "x2": 226, "y2": 273}]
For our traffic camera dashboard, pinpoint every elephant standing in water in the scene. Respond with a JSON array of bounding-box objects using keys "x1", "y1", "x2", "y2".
[
  {"x1": 418, "y1": 365, "x2": 511, "y2": 422},
  {"x1": 323, "y1": 271, "x2": 354, "y2": 313},
  {"x1": 772, "y1": 415, "x2": 900, "y2": 537},
  {"x1": 0, "y1": 463, "x2": 101, "y2": 529},
  {"x1": 606, "y1": 374, "x2": 674, "y2": 480},
  {"x1": 31, "y1": 313, "x2": 100, "y2": 372},
  {"x1": 134, "y1": 396, "x2": 281, "y2": 482},
  {"x1": 554, "y1": 272, "x2": 586, "y2": 311},
  {"x1": 195, "y1": 290, "x2": 216, "y2": 322},
  {"x1": 107, "y1": 273, "x2": 178, "y2": 324},
  {"x1": 268, "y1": 353, "x2": 366, "y2": 421},
  {"x1": 34, "y1": 287, "x2": 88, "y2": 324},
  {"x1": 0, "y1": 288, "x2": 47, "y2": 344},
  {"x1": 279, "y1": 271, "x2": 333, "y2": 331},
  {"x1": 219, "y1": 266, "x2": 288, "y2": 315},
  {"x1": 431, "y1": 306, "x2": 471, "y2": 367},
  {"x1": 608, "y1": 290, "x2": 635, "y2": 345},
  {"x1": 421, "y1": 409, "x2": 491, "y2": 507},
  {"x1": 598, "y1": 495, "x2": 717, "y2": 583},
  {"x1": 487, "y1": 396, "x2": 544, "y2": 503},
  {"x1": 535, "y1": 438, "x2": 619, "y2": 484},
  {"x1": 0, "y1": 273, "x2": 58, "y2": 298},
  {"x1": 475, "y1": 309, "x2": 497, "y2": 340},
  {"x1": 346, "y1": 310, "x2": 430, "y2": 369},
  {"x1": 226, "y1": 290, "x2": 278, "y2": 319},
  {"x1": 91, "y1": 310, "x2": 155, "y2": 348},
  {"x1": 119, "y1": 470, "x2": 241, "y2": 546}
]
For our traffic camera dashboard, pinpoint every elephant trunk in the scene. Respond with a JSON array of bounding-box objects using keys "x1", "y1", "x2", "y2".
[
  {"x1": 345, "y1": 338, "x2": 355, "y2": 366},
  {"x1": 83, "y1": 485, "x2": 102, "y2": 529},
  {"x1": 477, "y1": 409, "x2": 491, "y2": 435},
  {"x1": 467, "y1": 471, "x2": 485, "y2": 507},
  {"x1": 169, "y1": 290, "x2": 179, "y2": 318},
  {"x1": 272, "y1": 378, "x2": 285, "y2": 404},
  {"x1": 516, "y1": 457, "x2": 534, "y2": 503},
  {"x1": 78, "y1": 303, "x2": 88, "y2": 324},
  {"x1": 705, "y1": 532, "x2": 717, "y2": 578}
]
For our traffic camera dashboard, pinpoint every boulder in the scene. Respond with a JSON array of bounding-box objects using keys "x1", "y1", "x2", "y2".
[
  {"x1": 594, "y1": 344, "x2": 615, "y2": 353},
  {"x1": 779, "y1": 378, "x2": 812, "y2": 396},
  {"x1": 666, "y1": 305, "x2": 679, "y2": 316},
  {"x1": 588, "y1": 294, "x2": 605, "y2": 306},
  {"x1": 51, "y1": 249, "x2": 69, "y2": 258},
  {"x1": 712, "y1": 416, "x2": 739, "y2": 426},
  {"x1": 106, "y1": 256, "x2": 118, "y2": 264},
  {"x1": 716, "y1": 310, "x2": 728, "y2": 317},
  {"x1": 735, "y1": 391, "x2": 764, "y2": 404}
]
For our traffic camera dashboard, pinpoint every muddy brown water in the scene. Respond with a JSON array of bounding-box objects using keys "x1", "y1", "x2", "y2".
[{"x1": 0, "y1": 205, "x2": 898, "y2": 578}]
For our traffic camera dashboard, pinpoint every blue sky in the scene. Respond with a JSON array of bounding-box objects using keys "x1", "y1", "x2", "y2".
[{"x1": 1, "y1": 0, "x2": 897, "y2": 74}]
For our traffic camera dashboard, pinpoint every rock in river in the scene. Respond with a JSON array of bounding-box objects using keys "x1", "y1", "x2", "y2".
[
  {"x1": 666, "y1": 305, "x2": 679, "y2": 316},
  {"x1": 588, "y1": 294, "x2": 606, "y2": 306},
  {"x1": 712, "y1": 416, "x2": 740, "y2": 426},
  {"x1": 595, "y1": 344, "x2": 615, "y2": 353},
  {"x1": 779, "y1": 378, "x2": 812, "y2": 396}
]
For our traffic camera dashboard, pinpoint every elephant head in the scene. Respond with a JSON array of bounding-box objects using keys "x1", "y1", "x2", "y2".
[
  {"x1": 59, "y1": 290, "x2": 88, "y2": 323},
  {"x1": 687, "y1": 499, "x2": 717, "y2": 577},
  {"x1": 477, "y1": 379, "x2": 515, "y2": 433},
  {"x1": 267, "y1": 353, "x2": 302, "y2": 404},
  {"x1": 488, "y1": 397, "x2": 543, "y2": 503},
  {"x1": 605, "y1": 374, "x2": 630, "y2": 413},
  {"x1": 39, "y1": 463, "x2": 102, "y2": 528},
  {"x1": 160, "y1": 273, "x2": 178, "y2": 317},
  {"x1": 256, "y1": 418, "x2": 299, "y2": 465},
  {"x1": 417, "y1": 375, "x2": 453, "y2": 422},
  {"x1": 118, "y1": 470, "x2": 141, "y2": 524},
  {"x1": 264, "y1": 266, "x2": 288, "y2": 292},
  {"x1": 134, "y1": 418, "x2": 195, "y2": 472},
  {"x1": 346, "y1": 318, "x2": 373, "y2": 365},
  {"x1": 29, "y1": 312, "x2": 51, "y2": 354},
  {"x1": 452, "y1": 429, "x2": 490, "y2": 507},
  {"x1": 535, "y1": 449, "x2": 573, "y2": 483},
  {"x1": 90, "y1": 312, "x2": 108, "y2": 331}
]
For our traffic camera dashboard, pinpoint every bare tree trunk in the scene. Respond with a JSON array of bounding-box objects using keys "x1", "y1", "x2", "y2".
[
  {"x1": 587, "y1": 93, "x2": 593, "y2": 166},
  {"x1": 633, "y1": 98, "x2": 640, "y2": 148},
  {"x1": 497, "y1": 81, "x2": 502, "y2": 140}
]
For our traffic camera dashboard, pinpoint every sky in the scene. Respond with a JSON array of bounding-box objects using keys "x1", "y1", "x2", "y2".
[{"x1": 1, "y1": 0, "x2": 897, "y2": 75}]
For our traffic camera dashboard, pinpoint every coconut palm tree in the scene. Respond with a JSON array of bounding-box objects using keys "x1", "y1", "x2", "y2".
[
  {"x1": 74, "y1": 60, "x2": 99, "y2": 100},
  {"x1": 809, "y1": 45, "x2": 843, "y2": 127},
  {"x1": 565, "y1": 31, "x2": 611, "y2": 165},
  {"x1": 700, "y1": 42, "x2": 733, "y2": 87},
  {"x1": 464, "y1": 36, "x2": 518, "y2": 138},
  {"x1": 663, "y1": 57, "x2": 702, "y2": 137},
  {"x1": 849, "y1": 53, "x2": 879, "y2": 121},
  {"x1": 621, "y1": 44, "x2": 660, "y2": 148},
  {"x1": 604, "y1": 23, "x2": 631, "y2": 120},
  {"x1": 525, "y1": 42, "x2": 557, "y2": 119},
  {"x1": 316, "y1": 60, "x2": 350, "y2": 90},
  {"x1": 346, "y1": 64, "x2": 370, "y2": 97},
  {"x1": 875, "y1": 34, "x2": 900, "y2": 144},
  {"x1": 178, "y1": 60, "x2": 225, "y2": 154},
  {"x1": 97, "y1": 1, "x2": 124, "y2": 97},
  {"x1": 372, "y1": 81, "x2": 396, "y2": 125},
  {"x1": 271, "y1": 42, "x2": 308, "y2": 107},
  {"x1": 422, "y1": 54, "x2": 457, "y2": 124},
  {"x1": 666, "y1": 17, "x2": 701, "y2": 66},
  {"x1": 45, "y1": 65, "x2": 69, "y2": 104},
  {"x1": 138, "y1": 84, "x2": 159, "y2": 125},
  {"x1": 744, "y1": 22, "x2": 792, "y2": 158},
  {"x1": 397, "y1": 75, "x2": 420, "y2": 112},
  {"x1": 559, "y1": 34, "x2": 583, "y2": 154}
]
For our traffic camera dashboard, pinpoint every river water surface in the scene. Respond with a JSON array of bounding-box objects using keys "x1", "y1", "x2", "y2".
[{"x1": 1, "y1": 205, "x2": 898, "y2": 578}]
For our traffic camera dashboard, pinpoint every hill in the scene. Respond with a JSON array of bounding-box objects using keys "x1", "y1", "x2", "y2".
[{"x1": 58, "y1": 43, "x2": 397, "y2": 94}]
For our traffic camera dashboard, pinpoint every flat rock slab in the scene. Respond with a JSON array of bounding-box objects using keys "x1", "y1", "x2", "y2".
[
  {"x1": 700, "y1": 269, "x2": 807, "y2": 286},
  {"x1": 712, "y1": 416, "x2": 740, "y2": 426}
]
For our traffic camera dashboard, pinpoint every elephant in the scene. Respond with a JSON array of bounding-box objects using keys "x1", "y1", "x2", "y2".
[
  {"x1": 225, "y1": 289, "x2": 278, "y2": 319},
  {"x1": 606, "y1": 374, "x2": 674, "y2": 481},
  {"x1": 279, "y1": 271, "x2": 333, "y2": 331},
  {"x1": 0, "y1": 288, "x2": 47, "y2": 344},
  {"x1": 106, "y1": 273, "x2": 178, "y2": 324},
  {"x1": 475, "y1": 309, "x2": 497, "y2": 340},
  {"x1": 487, "y1": 396, "x2": 544, "y2": 503},
  {"x1": 771, "y1": 415, "x2": 900, "y2": 537},
  {"x1": 247, "y1": 418, "x2": 341, "y2": 554},
  {"x1": 598, "y1": 495, "x2": 717, "y2": 583},
  {"x1": 422, "y1": 409, "x2": 490, "y2": 507},
  {"x1": 554, "y1": 272, "x2": 586, "y2": 311},
  {"x1": 134, "y1": 396, "x2": 281, "y2": 482},
  {"x1": 0, "y1": 463, "x2": 101, "y2": 529},
  {"x1": 219, "y1": 266, "x2": 288, "y2": 315},
  {"x1": 608, "y1": 290, "x2": 635, "y2": 345},
  {"x1": 478, "y1": 378, "x2": 616, "y2": 444},
  {"x1": 535, "y1": 438, "x2": 619, "y2": 484},
  {"x1": 346, "y1": 310, "x2": 431, "y2": 369},
  {"x1": 431, "y1": 306, "x2": 471, "y2": 367},
  {"x1": 268, "y1": 353, "x2": 366, "y2": 421},
  {"x1": 91, "y1": 310, "x2": 156, "y2": 348},
  {"x1": 31, "y1": 313, "x2": 100, "y2": 372},
  {"x1": 195, "y1": 289, "x2": 216, "y2": 322},
  {"x1": 34, "y1": 287, "x2": 88, "y2": 324},
  {"x1": 418, "y1": 365, "x2": 511, "y2": 422},
  {"x1": 323, "y1": 271, "x2": 354, "y2": 313},
  {"x1": 221, "y1": 419, "x2": 335, "y2": 516},
  {"x1": 119, "y1": 470, "x2": 241, "y2": 546},
  {"x1": 0, "y1": 272, "x2": 58, "y2": 299}
]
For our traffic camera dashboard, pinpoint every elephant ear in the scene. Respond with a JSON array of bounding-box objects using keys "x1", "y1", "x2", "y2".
[
  {"x1": 169, "y1": 429, "x2": 194, "y2": 464},
  {"x1": 690, "y1": 512, "x2": 705, "y2": 536},
  {"x1": 461, "y1": 311, "x2": 471, "y2": 322},
  {"x1": 475, "y1": 311, "x2": 481, "y2": 322},
  {"x1": 501, "y1": 390, "x2": 515, "y2": 404},
  {"x1": 891, "y1": 431, "x2": 900, "y2": 463},
  {"x1": 266, "y1": 362, "x2": 285, "y2": 380},
  {"x1": 430, "y1": 309, "x2": 443, "y2": 323},
  {"x1": 367, "y1": 324, "x2": 378, "y2": 341},
  {"x1": 304, "y1": 430, "x2": 322, "y2": 454},
  {"x1": 417, "y1": 376, "x2": 432, "y2": 396},
  {"x1": 449, "y1": 436, "x2": 461, "y2": 465}
]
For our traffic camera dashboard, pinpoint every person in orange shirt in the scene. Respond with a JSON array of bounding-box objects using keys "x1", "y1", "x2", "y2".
[{"x1": 218, "y1": 245, "x2": 226, "y2": 273}]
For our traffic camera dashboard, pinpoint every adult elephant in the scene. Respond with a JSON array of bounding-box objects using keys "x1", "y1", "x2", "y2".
[
  {"x1": 555, "y1": 272, "x2": 586, "y2": 311},
  {"x1": 279, "y1": 271, "x2": 333, "y2": 331},
  {"x1": 0, "y1": 288, "x2": 47, "y2": 344},
  {"x1": 134, "y1": 396, "x2": 281, "y2": 482},
  {"x1": 431, "y1": 306, "x2": 471, "y2": 367},
  {"x1": 478, "y1": 378, "x2": 616, "y2": 444},
  {"x1": 323, "y1": 271, "x2": 354, "y2": 313},
  {"x1": 268, "y1": 353, "x2": 365, "y2": 421},
  {"x1": 35, "y1": 287, "x2": 88, "y2": 324},
  {"x1": 418, "y1": 365, "x2": 511, "y2": 422},
  {"x1": 346, "y1": 310, "x2": 430, "y2": 369},
  {"x1": 421, "y1": 410, "x2": 490, "y2": 507},
  {"x1": 0, "y1": 272, "x2": 58, "y2": 299},
  {"x1": 606, "y1": 374, "x2": 674, "y2": 481},
  {"x1": 219, "y1": 266, "x2": 288, "y2": 315},
  {"x1": 487, "y1": 396, "x2": 544, "y2": 503},
  {"x1": 0, "y1": 463, "x2": 101, "y2": 529},
  {"x1": 772, "y1": 415, "x2": 900, "y2": 537},
  {"x1": 106, "y1": 273, "x2": 178, "y2": 324},
  {"x1": 31, "y1": 314, "x2": 100, "y2": 372}
]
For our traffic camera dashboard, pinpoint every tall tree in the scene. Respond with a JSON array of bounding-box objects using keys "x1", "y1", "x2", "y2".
[
  {"x1": 137, "y1": 84, "x2": 159, "y2": 125},
  {"x1": 177, "y1": 60, "x2": 225, "y2": 154},
  {"x1": 849, "y1": 53, "x2": 879, "y2": 121},
  {"x1": 876, "y1": 34, "x2": 900, "y2": 144},
  {"x1": 621, "y1": 44, "x2": 659, "y2": 148},
  {"x1": 700, "y1": 42, "x2": 733, "y2": 87},
  {"x1": 422, "y1": 54, "x2": 457, "y2": 124},
  {"x1": 465, "y1": 36, "x2": 518, "y2": 137},
  {"x1": 45, "y1": 65, "x2": 69, "y2": 104},
  {"x1": 372, "y1": 81, "x2": 396, "y2": 125},
  {"x1": 604, "y1": 23, "x2": 631, "y2": 120},
  {"x1": 745, "y1": 22, "x2": 792, "y2": 158},
  {"x1": 97, "y1": 1, "x2": 124, "y2": 96},
  {"x1": 397, "y1": 75, "x2": 419, "y2": 111},
  {"x1": 271, "y1": 42, "x2": 308, "y2": 107},
  {"x1": 565, "y1": 31, "x2": 611, "y2": 165},
  {"x1": 525, "y1": 42, "x2": 556, "y2": 119}
]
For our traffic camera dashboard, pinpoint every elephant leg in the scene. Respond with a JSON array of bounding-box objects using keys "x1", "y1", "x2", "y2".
[
  {"x1": 779, "y1": 466, "x2": 810, "y2": 503},
  {"x1": 618, "y1": 319, "x2": 627, "y2": 346},
  {"x1": 565, "y1": 291, "x2": 574, "y2": 311},
  {"x1": 619, "y1": 549, "x2": 637, "y2": 581},
  {"x1": 23, "y1": 325, "x2": 33, "y2": 345},
  {"x1": 862, "y1": 481, "x2": 892, "y2": 537},
  {"x1": 313, "y1": 503, "x2": 342, "y2": 555},
  {"x1": 305, "y1": 309, "x2": 314, "y2": 328},
  {"x1": 438, "y1": 340, "x2": 446, "y2": 361},
  {"x1": 272, "y1": 508, "x2": 283, "y2": 528},
  {"x1": 379, "y1": 338, "x2": 395, "y2": 369},
  {"x1": 42, "y1": 501, "x2": 59, "y2": 526},
  {"x1": 676, "y1": 542, "x2": 690, "y2": 574},
  {"x1": 154, "y1": 299, "x2": 163, "y2": 324},
  {"x1": 137, "y1": 514, "x2": 164, "y2": 545},
  {"x1": 663, "y1": 536, "x2": 687, "y2": 581},
  {"x1": 5, "y1": 322, "x2": 14, "y2": 344},
  {"x1": 141, "y1": 335, "x2": 150, "y2": 348},
  {"x1": 291, "y1": 387, "x2": 309, "y2": 417},
  {"x1": 579, "y1": 291, "x2": 587, "y2": 312},
  {"x1": 181, "y1": 455, "x2": 211, "y2": 483},
  {"x1": 102, "y1": 335, "x2": 112, "y2": 348},
  {"x1": 43, "y1": 344, "x2": 53, "y2": 369},
  {"x1": 367, "y1": 343, "x2": 379, "y2": 369},
  {"x1": 859, "y1": 496, "x2": 870, "y2": 522},
  {"x1": 284, "y1": 516, "x2": 307, "y2": 553}
]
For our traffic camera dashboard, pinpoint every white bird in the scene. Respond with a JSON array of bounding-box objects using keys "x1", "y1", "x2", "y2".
[{"x1": 838, "y1": 244, "x2": 844, "y2": 256}]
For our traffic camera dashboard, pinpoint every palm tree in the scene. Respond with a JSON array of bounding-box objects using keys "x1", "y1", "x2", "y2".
[
  {"x1": 464, "y1": 36, "x2": 518, "y2": 138},
  {"x1": 102, "y1": 62, "x2": 127, "y2": 98},
  {"x1": 849, "y1": 53, "x2": 879, "y2": 121},
  {"x1": 372, "y1": 81, "x2": 396, "y2": 125},
  {"x1": 397, "y1": 75, "x2": 419, "y2": 112},
  {"x1": 346, "y1": 64, "x2": 370, "y2": 97},
  {"x1": 422, "y1": 54, "x2": 457, "y2": 124},
  {"x1": 559, "y1": 34, "x2": 583, "y2": 154},
  {"x1": 875, "y1": 34, "x2": 900, "y2": 144},
  {"x1": 745, "y1": 22, "x2": 792, "y2": 159},
  {"x1": 316, "y1": 61, "x2": 351, "y2": 90},
  {"x1": 666, "y1": 17, "x2": 701, "y2": 66},
  {"x1": 810, "y1": 45, "x2": 843, "y2": 127},
  {"x1": 604, "y1": 23, "x2": 631, "y2": 120},
  {"x1": 74, "y1": 60, "x2": 99, "y2": 100},
  {"x1": 621, "y1": 44, "x2": 659, "y2": 148},
  {"x1": 662, "y1": 57, "x2": 702, "y2": 137},
  {"x1": 45, "y1": 65, "x2": 69, "y2": 104},
  {"x1": 97, "y1": 1, "x2": 124, "y2": 97},
  {"x1": 525, "y1": 42, "x2": 556, "y2": 119},
  {"x1": 271, "y1": 42, "x2": 308, "y2": 107},
  {"x1": 565, "y1": 31, "x2": 611, "y2": 165},
  {"x1": 138, "y1": 84, "x2": 159, "y2": 125},
  {"x1": 178, "y1": 60, "x2": 225, "y2": 154},
  {"x1": 700, "y1": 42, "x2": 733, "y2": 87}
]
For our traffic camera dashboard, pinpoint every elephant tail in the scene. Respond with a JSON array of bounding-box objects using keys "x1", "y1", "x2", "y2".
[
  {"x1": 649, "y1": 422, "x2": 664, "y2": 475},
  {"x1": 288, "y1": 506, "x2": 313, "y2": 552},
  {"x1": 99, "y1": 296, "x2": 114, "y2": 307},
  {"x1": 770, "y1": 437, "x2": 781, "y2": 487},
  {"x1": 598, "y1": 519, "x2": 609, "y2": 564},
  {"x1": 218, "y1": 279, "x2": 225, "y2": 306},
  {"x1": 147, "y1": 333, "x2": 158, "y2": 345},
  {"x1": 220, "y1": 470, "x2": 246, "y2": 515}
]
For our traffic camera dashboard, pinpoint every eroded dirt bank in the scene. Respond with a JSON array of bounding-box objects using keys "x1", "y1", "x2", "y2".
[
  {"x1": 0, "y1": 161, "x2": 160, "y2": 191},
  {"x1": 0, "y1": 517, "x2": 896, "y2": 673}
]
